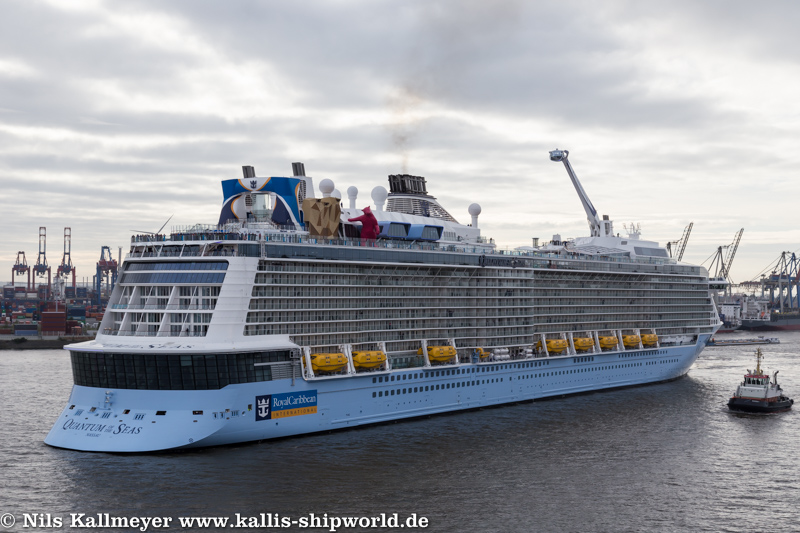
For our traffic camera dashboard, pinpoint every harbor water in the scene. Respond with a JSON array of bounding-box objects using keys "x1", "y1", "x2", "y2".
[{"x1": 3, "y1": 333, "x2": 800, "y2": 532}]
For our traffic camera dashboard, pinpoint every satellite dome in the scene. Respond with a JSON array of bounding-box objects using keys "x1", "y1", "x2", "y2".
[
  {"x1": 371, "y1": 186, "x2": 388, "y2": 211},
  {"x1": 319, "y1": 179, "x2": 335, "y2": 197}
]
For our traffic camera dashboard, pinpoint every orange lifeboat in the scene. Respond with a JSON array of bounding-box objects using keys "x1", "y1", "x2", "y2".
[
  {"x1": 622, "y1": 335, "x2": 641, "y2": 348},
  {"x1": 641, "y1": 334, "x2": 658, "y2": 346},
  {"x1": 310, "y1": 353, "x2": 347, "y2": 373},
  {"x1": 352, "y1": 350, "x2": 387, "y2": 369},
  {"x1": 572, "y1": 337, "x2": 594, "y2": 351},
  {"x1": 599, "y1": 336, "x2": 618, "y2": 349},
  {"x1": 417, "y1": 345, "x2": 457, "y2": 362},
  {"x1": 535, "y1": 339, "x2": 568, "y2": 354}
]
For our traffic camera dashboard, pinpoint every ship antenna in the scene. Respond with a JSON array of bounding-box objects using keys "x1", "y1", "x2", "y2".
[{"x1": 755, "y1": 348, "x2": 763, "y2": 375}]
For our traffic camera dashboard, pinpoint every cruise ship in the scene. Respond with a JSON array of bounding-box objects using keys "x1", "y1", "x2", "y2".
[{"x1": 45, "y1": 151, "x2": 720, "y2": 452}]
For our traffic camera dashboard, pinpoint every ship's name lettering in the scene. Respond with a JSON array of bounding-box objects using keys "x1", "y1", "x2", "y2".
[
  {"x1": 273, "y1": 394, "x2": 317, "y2": 408},
  {"x1": 62, "y1": 419, "x2": 142, "y2": 435},
  {"x1": 113, "y1": 423, "x2": 142, "y2": 435}
]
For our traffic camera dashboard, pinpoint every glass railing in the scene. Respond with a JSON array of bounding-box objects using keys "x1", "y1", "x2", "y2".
[{"x1": 126, "y1": 225, "x2": 690, "y2": 272}]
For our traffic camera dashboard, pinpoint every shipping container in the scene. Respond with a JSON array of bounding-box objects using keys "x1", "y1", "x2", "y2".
[{"x1": 67, "y1": 306, "x2": 87, "y2": 318}]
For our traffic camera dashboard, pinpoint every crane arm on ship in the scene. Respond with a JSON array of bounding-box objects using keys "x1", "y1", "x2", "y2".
[{"x1": 549, "y1": 149, "x2": 612, "y2": 238}]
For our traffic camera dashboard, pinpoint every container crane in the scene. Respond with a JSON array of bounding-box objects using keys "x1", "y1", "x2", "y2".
[
  {"x1": 56, "y1": 227, "x2": 76, "y2": 289},
  {"x1": 707, "y1": 228, "x2": 744, "y2": 294},
  {"x1": 96, "y1": 245, "x2": 118, "y2": 306},
  {"x1": 12, "y1": 251, "x2": 31, "y2": 291},
  {"x1": 549, "y1": 149, "x2": 615, "y2": 238},
  {"x1": 666, "y1": 222, "x2": 693, "y2": 261},
  {"x1": 33, "y1": 226, "x2": 52, "y2": 298},
  {"x1": 723, "y1": 228, "x2": 744, "y2": 280},
  {"x1": 761, "y1": 251, "x2": 800, "y2": 313}
]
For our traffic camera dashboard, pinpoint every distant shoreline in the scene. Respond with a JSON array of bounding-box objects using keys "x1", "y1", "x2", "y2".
[{"x1": 0, "y1": 337, "x2": 94, "y2": 350}]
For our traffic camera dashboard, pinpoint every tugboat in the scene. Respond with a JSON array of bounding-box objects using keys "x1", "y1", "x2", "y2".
[{"x1": 728, "y1": 348, "x2": 793, "y2": 413}]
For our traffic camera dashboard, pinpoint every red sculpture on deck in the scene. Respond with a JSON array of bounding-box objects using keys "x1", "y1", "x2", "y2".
[{"x1": 348, "y1": 206, "x2": 380, "y2": 240}]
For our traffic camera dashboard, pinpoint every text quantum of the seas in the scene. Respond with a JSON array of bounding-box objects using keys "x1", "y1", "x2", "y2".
[{"x1": 61, "y1": 419, "x2": 142, "y2": 437}]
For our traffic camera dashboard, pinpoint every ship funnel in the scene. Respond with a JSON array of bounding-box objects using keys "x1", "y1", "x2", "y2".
[
  {"x1": 292, "y1": 162, "x2": 306, "y2": 176},
  {"x1": 242, "y1": 165, "x2": 256, "y2": 178}
]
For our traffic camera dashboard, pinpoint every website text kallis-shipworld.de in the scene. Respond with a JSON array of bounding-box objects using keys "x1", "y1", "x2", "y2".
[{"x1": 20, "y1": 512, "x2": 429, "y2": 531}]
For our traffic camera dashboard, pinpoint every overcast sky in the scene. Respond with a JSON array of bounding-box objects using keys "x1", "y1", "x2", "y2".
[{"x1": 2, "y1": 0, "x2": 799, "y2": 288}]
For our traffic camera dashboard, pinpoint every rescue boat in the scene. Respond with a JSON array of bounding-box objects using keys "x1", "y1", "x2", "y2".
[
  {"x1": 641, "y1": 334, "x2": 658, "y2": 346},
  {"x1": 572, "y1": 337, "x2": 594, "y2": 351},
  {"x1": 310, "y1": 353, "x2": 348, "y2": 373},
  {"x1": 536, "y1": 339, "x2": 568, "y2": 354},
  {"x1": 598, "y1": 336, "x2": 618, "y2": 349},
  {"x1": 622, "y1": 335, "x2": 641, "y2": 348},
  {"x1": 352, "y1": 350, "x2": 387, "y2": 369},
  {"x1": 418, "y1": 345, "x2": 457, "y2": 362}
]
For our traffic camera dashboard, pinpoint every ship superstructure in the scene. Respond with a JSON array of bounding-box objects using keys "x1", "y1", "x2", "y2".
[{"x1": 46, "y1": 151, "x2": 720, "y2": 452}]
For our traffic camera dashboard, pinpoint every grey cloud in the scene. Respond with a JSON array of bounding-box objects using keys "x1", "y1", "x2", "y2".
[{"x1": 2, "y1": 0, "x2": 799, "y2": 280}]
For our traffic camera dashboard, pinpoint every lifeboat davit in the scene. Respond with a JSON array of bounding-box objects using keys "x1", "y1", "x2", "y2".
[
  {"x1": 310, "y1": 353, "x2": 347, "y2": 373},
  {"x1": 641, "y1": 334, "x2": 658, "y2": 346},
  {"x1": 622, "y1": 335, "x2": 641, "y2": 348},
  {"x1": 536, "y1": 339, "x2": 568, "y2": 354},
  {"x1": 418, "y1": 345, "x2": 457, "y2": 362},
  {"x1": 475, "y1": 348, "x2": 490, "y2": 359},
  {"x1": 572, "y1": 337, "x2": 594, "y2": 351},
  {"x1": 599, "y1": 336, "x2": 618, "y2": 349},
  {"x1": 352, "y1": 350, "x2": 387, "y2": 369}
]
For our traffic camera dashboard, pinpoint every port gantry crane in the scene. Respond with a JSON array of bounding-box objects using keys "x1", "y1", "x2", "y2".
[
  {"x1": 12, "y1": 251, "x2": 31, "y2": 291},
  {"x1": 707, "y1": 228, "x2": 744, "y2": 295},
  {"x1": 56, "y1": 227, "x2": 76, "y2": 290},
  {"x1": 761, "y1": 251, "x2": 800, "y2": 313},
  {"x1": 95, "y1": 246, "x2": 118, "y2": 306},
  {"x1": 33, "y1": 226, "x2": 52, "y2": 297},
  {"x1": 667, "y1": 222, "x2": 693, "y2": 261}
]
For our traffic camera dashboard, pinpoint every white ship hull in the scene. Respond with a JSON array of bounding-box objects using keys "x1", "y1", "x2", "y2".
[{"x1": 46, "y1": 336, "x2": 709, "y2": 452}]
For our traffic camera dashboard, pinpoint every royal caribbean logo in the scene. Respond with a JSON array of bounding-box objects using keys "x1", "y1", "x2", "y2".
[
  {"x1": 250, "y1": 179, "x2": 258, "y2": 189},
  {"x1": 255, "y1": 390, "x2": 317, "y2": 421},
  {"x1": 255, "y1": 395, "x2": 272, "y2": 421}
]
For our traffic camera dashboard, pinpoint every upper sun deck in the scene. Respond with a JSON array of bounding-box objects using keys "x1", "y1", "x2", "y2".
[{"x1": 125, "y1": 221, "x2": 707, "y2": 278}]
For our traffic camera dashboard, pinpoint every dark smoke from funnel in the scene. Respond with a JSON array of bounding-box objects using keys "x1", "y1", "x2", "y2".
[
  {"x1": 386, "y1": 0, "x2": 522, "y2": 174},
  {"x1": 388, "y1": 84, "x2": 423, "y2": 174}
]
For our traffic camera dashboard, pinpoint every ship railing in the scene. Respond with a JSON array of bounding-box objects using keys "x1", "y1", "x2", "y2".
[
  {"x1": 109, "y1": 303, "x2": 216, "y2": 311},
  {"x1": 102, "y1": 328, "x2": 208, "y2": 337},
  {"x1": 128, "y1": 229, "x2": 701, "y2": 274}
]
